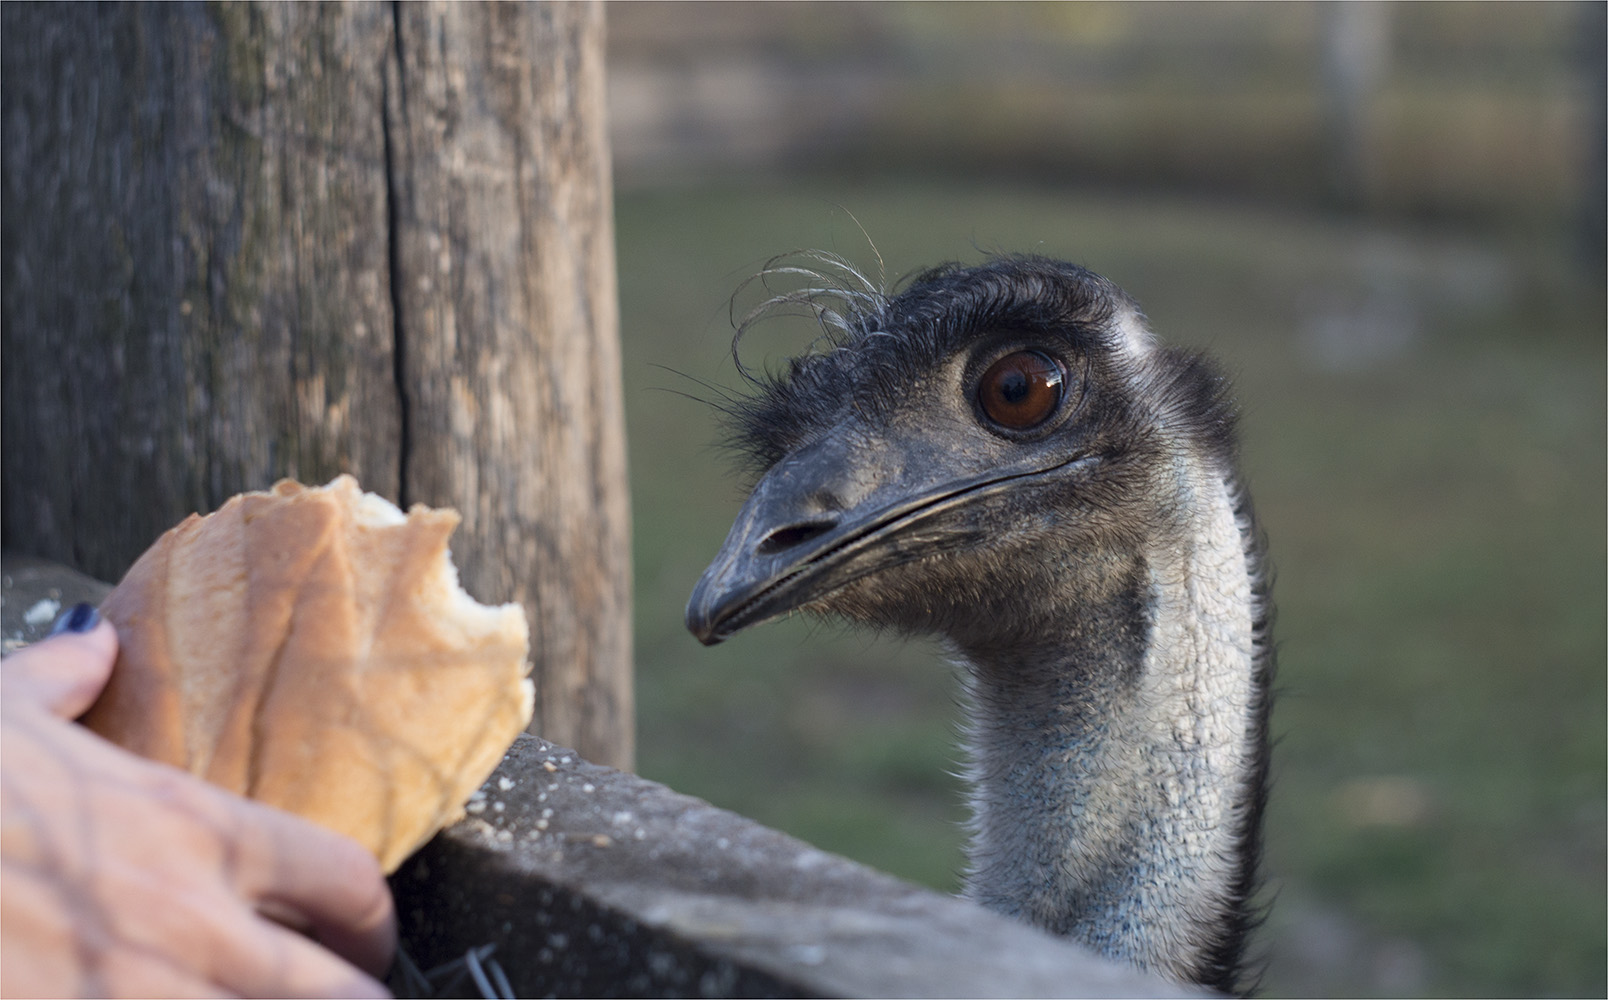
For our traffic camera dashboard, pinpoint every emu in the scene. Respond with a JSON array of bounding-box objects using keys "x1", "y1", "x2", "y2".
[{"x1": 686, "y1": 255, "x2": 1273, "y2": 994}]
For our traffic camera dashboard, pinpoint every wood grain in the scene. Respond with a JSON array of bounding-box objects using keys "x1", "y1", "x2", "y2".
[{"x1": 0, "y1": 1, "x2": 632, "y2": 768}]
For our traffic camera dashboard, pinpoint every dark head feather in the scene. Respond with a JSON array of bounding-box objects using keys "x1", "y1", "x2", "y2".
[{"x1": 723, "y1": 254, "x2": 1145, "y2": 475}]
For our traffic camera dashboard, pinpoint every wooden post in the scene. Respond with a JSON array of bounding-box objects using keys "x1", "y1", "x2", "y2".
[
  {"x1": 0, "y1": 1, "x2": 633, "y2": 770},
  {"x1": 1318, "y1": 0, "x2": 1390, "y2": 211}
]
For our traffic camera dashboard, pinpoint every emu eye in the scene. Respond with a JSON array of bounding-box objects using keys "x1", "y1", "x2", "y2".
[{"x1": 977, "y1": 350, "x2": 1064, "y2": 430}]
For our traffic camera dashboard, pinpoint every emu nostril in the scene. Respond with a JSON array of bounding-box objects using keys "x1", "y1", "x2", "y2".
[{"x1": 757, "y1": 520, "x2": 835, "y2": 555}]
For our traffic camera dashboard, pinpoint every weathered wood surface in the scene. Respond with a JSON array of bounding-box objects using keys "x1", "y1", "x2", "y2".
[
  {"x1": 387, "y1": 1, "x2": 632, "y2": 773},
  {"x1": 0, "y1": 1, "x2": 632, "y2": 769},
  {"x1": 390, "y1": 735, "x2": 1208, "y2": 999}
]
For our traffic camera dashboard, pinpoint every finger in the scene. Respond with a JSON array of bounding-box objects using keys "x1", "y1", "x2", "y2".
[
  {"x1": 211, "y1": 910, "x2": 390, "y2": 1000},
  {"x1": 227, "y1": 800, "x2": 397, "y2": 977},
  {"x1": 0, "y1": 609, "x2": 117, "y2": 718},
  {"x1": 80, "y1": 760, "x2": 397, "y2": 979},
  {"x1": 87, "y1": 855, "x2": 385, "y2": 1000},
  {"x1": 88, "y1": 948, "x2": 243, "y2": 1000}
]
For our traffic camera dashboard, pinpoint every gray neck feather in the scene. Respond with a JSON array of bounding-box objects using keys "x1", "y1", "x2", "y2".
[{"x1": 954, "y1": 456, "x2": 1261, "y2": 986}]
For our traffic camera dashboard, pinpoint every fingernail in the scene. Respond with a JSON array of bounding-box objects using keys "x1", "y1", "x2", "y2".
[{"x1": 49, "y1": 602, "x2": 100, "y2": 636}]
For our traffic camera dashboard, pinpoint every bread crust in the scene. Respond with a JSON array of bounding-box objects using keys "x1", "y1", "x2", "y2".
[{"x1": 81, "y1": 476, "x2": 533, "y2": 872}]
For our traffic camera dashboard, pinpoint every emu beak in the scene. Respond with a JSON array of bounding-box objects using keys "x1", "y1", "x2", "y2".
[
  {"x1": 686, "y1": 430, "x2": 1072, "y2": 645},
  {"x1": 687, "y1": 426, "x2": 944, "y2": 646},
  {"x1": 685, "y1": 439, "x2": 870, "y2": 646}
]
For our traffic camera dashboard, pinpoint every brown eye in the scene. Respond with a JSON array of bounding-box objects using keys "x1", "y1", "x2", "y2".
[{"x1": 977, "y1": 350, "x2": 1064, "y2": 429}]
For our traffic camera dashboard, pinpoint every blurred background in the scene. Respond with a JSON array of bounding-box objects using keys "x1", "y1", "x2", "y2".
[{"x1": 605, "y1": 4, "x2": 1605, "y2": 996}]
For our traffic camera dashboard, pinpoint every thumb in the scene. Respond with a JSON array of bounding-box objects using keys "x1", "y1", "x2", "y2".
[{"x1": 0, "y1": 604, "x2": 118, "y2": 718}]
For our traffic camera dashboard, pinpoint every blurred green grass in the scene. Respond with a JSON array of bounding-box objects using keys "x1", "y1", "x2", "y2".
[{"x1": 615, "y1": 178, "x2": 1605, "y2": 997}]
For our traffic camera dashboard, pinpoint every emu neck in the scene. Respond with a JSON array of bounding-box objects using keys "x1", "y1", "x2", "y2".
[{"x1": 955, "y1": 469, "x2": 1260, "y2": 989}]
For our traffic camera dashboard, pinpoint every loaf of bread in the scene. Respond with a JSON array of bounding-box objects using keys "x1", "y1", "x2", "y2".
[{"x1": 80, "y1": 476, "x2": 533, "y2": 872}]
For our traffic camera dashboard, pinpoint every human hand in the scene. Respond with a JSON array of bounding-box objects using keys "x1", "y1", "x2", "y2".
[{"x1": 1, "y1": 605, "x2": 396, "y2": 998}]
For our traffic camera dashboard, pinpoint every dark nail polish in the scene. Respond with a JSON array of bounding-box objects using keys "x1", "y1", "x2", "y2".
[{"x1": 49, "y1": 602, "x2": 100, "y2": 636}]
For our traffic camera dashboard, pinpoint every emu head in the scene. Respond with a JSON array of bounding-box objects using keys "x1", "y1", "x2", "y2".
[{"x1": 686, "y1": 255, "x2": 1239, "y2": 660}]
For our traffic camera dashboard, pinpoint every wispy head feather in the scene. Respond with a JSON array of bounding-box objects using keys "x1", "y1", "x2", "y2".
[{"x1": 729, "y1": 249, "x2": 892, "y2": 383}]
